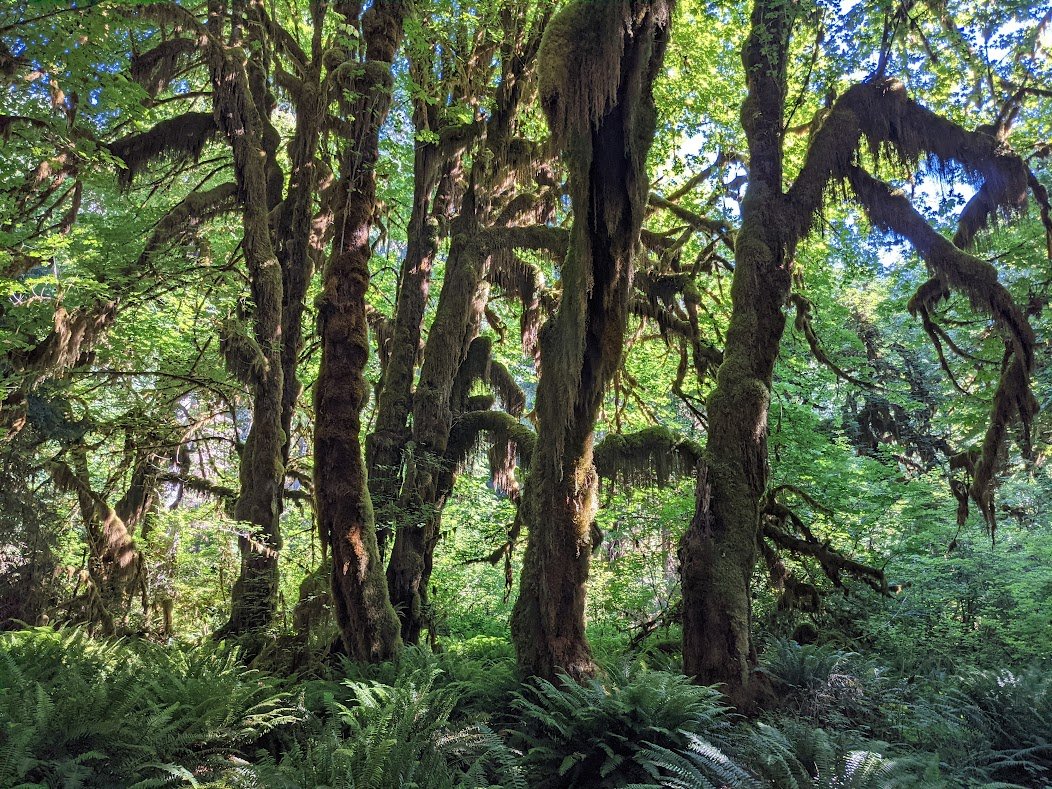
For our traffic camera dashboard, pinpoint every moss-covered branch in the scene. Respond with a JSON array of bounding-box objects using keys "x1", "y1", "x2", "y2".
[
  {"x1": 848, "y1": 165, "x2": 1037, "y2": 537},
  {"x1": 446, "y1": 409, "x2": 537, "y2": 473},
  {"x1": 790, "y1": 293, "x2": 873, "y2": 389},
  {"x1": 594, "y1": 425, "x2": 702, "y2": 491},
  {"x1": 478, "y1": 225, "x2": 569, "y2": 257},
  {"x1": 761, "y1": 497, "x2": 887, "y2": 598},
  {"x1": 109, "y1": 112, "x2": 219, "y2": 189},
  {"x1": 129, "y1": 38, "x2": 198, "y2": 97}
]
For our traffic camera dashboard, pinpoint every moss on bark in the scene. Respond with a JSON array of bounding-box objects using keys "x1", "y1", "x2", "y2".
[{"x1": 511, "y1": 0, "x2": 674, "y2": 683}]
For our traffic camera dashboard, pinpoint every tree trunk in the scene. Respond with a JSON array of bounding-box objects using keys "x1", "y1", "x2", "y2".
[
  {"x1": 386, "y1": 196, "x2": 486, "y2": 644},
  {"x1": 367, "y1": 114, "x2": 449, "y2": 558},
  {"x1": 679, "y1": 0, "x2": 792, "y2": 708},
  {"x1": 678, "y1": 202, "x2": 789, "y2": 705},
  {"x1": 275, "y1": 62, "x2": 325, "y2": 470},
  {"x1": 201, "y1": 8, "x2": 286, "y2": 636},
  {"x1": 314, "y1": 1, "x2": 406, "y2": 662},
  {"x1": 50, "y1": 449, "x2": 144, "y2": 635},
  {"x1": 382, "y1": 9, "x2": 551, "y2": 644},
  {"x1": 511, "y1": 0, "x2": 672, "y2": 682}
]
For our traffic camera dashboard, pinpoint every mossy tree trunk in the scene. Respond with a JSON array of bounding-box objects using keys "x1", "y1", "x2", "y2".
[
  {"x1": 11, "y1": 0, "x2": 291, "y2": 638},
  {"x1": 366, "y1": 73, "x2": 471, "y2": 558},
  {"x1": 384, "y1": 13, "x2": 548, "y2": 643},
  {"x1": 274, "y1": 14, "x2": 328, "y2": 472},
  {"x1": 205, "y1": 1, "x2": 286, "y2": 637},
  {"x1": 314, "y1": 0, "x2": 406, "y2": 662},
  {"x1": 385, "y1": 189, "x2": 487, "y2": 644},
  {"x1": 49, "y1": 447, "x2": 146, "y2": 635},
  {"x1": 678, "y1": 0, "x2": 792, "y2": 708},
  {"x1": 680, "y1": 0, "x2": 1044, "y2": 709},
  {"x1": 511, "y1": 0, "x2": 673, "y2": 682}
]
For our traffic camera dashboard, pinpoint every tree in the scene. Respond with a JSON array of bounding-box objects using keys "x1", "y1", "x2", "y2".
[
  {"x1": 510, "y1": 0, "x2": 674, "y2": 681},
  {"x1": 314, "y1": 0, "x2": 407, "y2": 662},
  {"x1": 679, "y1": 0, "x2": 1052, "y2": 707}
]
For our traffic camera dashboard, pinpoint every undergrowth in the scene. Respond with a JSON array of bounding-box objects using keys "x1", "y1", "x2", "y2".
[{"x1": 2, "y1": 628, "x2": 1051, "y2": 787}]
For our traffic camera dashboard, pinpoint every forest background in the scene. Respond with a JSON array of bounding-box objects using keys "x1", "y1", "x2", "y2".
[{"x1": 2, "y1": 0, "x2": 1052, "y2": 786}]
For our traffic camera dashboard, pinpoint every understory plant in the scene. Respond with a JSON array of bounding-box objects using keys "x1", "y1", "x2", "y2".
[{"x1": 0, "y1": 627, "x2": 299, "y2": 787}]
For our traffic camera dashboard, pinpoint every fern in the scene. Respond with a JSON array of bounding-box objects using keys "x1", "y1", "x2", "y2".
[
  {"x1": 741, "y1": 719, "x2": 938, "y2": 789},
  {"x1": 0, "y1": 627, "x2": 300, "y2": 787},
  {"x1": 235, "y1": 667, "x2": 524, "y2": 789},
  {"x1": 511, "y1": 668, "x2": 738, "y2": 788},
  {"x1": 637, "y1": 733, "x2": 761, "y2": 788}
]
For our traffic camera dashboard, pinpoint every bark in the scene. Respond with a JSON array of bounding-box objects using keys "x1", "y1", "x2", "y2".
[
  {"x1": 207, "y1": 4, "x2": 286, "y2": 637},
  {"x1": 679, "y1": 0, "x2": 794, "y2": 709},
  {"x1": 383, "y1": 10, "x2": 550, "y2": 643},
  {"x1": 274, "y1": 42, "x2": 325, "y2": 471},
  {"x1": 314, "y1": 0, "x2": 406, "y2": 662},
  {"x1": 511, "y1": 0, "x2": 673, "y2": 682}
]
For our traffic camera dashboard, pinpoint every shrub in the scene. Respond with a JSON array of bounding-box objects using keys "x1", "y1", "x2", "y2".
[
  {"x1": 510, "y1": 668, "x2": 737, "y2": 788},
  {"x1": 235, "y1": 668, "x2": 524, "y2": 788}
]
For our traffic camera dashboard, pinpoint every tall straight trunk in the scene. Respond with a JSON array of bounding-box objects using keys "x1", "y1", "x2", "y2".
[
  {"x1": 208, "y1": 3, "x2": 286, "y2": 637},
  {"x1": 679, "y1": 0, "x2": 793, "y2": 709},
  {"x1": 314, "y1": 1, "x2": 406, "y2": 662},
  {"x1": 511, "y1": 0, "x2": 673, "y2": 682}
]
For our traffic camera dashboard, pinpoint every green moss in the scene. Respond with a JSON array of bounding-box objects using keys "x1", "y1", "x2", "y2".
[
  {"x1": 537, "y1": 0, "x2": 633, "y2": 143},
  {"x1": 594, "y1": 426, "x2": 703, "y2": 491}
]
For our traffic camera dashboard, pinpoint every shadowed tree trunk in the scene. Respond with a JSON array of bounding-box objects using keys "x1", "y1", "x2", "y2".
[
  {"x1": 510, "y1": 0, "x2": 674, "y2": 682},
  {"x1": 677, "y1": 0, "x2": 794, "y2": 708},
  {"x1": 385, "y1": 184, "x2": 488, "y2": 644},
  {"x1": 198, "y1": 1, "x2": 286, "y2": 638},
  {"x1": 366, "y1": 84, "x2": 470, "y2": 558},
  {"x1": 314, "y1": 0, "x2": 406, "y2": 662},
  {"x1": 275, "y1": 19, "x2": 327, "y2": 472}
]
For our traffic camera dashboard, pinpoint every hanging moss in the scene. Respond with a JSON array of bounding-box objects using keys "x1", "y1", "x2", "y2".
[
  {"x1": 488, "y1": 437, "x2": 520, "y2": 498},
  {"x1": 537, "y1": 0, "x2": 635, "y2": 145},
  {"x1": 513, "y1": 0, "x2": 674, "y2": 683},
  {"x1": 109, "y1": 112, "x2": 218, "y2": 189},
  {"x1": 446, "y1": 409, "x2": 536, "y2": 474},
  {"x1": 130, "y1": 38, "x2": 197, "y2": 97},
  {"x1": 17, "y1": 303, "x2": 118, "y2": 382},
  {"x1": 489, "y1": 253, "x2": 546, "y2": 356},
  {"x1": 593, "y1": 425, "x2": 702, "y2": 492},
  {"x1": 219, "y1": 316, "x2": 268, "y2": 390},
  {"x1": 487, "y1": 359, "x2": 526, "y2": 416},
  {"x1": 848, "y1": 166, "x2": 1038, "y2": 539}
]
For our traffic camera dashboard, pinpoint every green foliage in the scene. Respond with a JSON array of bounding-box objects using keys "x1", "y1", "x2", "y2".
[
  {"x1": 929, "y1": 666, "x2": 1052, "y2": 786},
  {"x1": 236, "y1": 668, "x2": 524, "y2": 789},
  {"x1": 510, "y1": 668, "x2": 735, "y2": 788},
  {"x1": 325, "y1": 638, "x2": 519, "y2": 720},
  {"x1": 0, "y1": 627, "x2": 299, "y2": 787}
]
